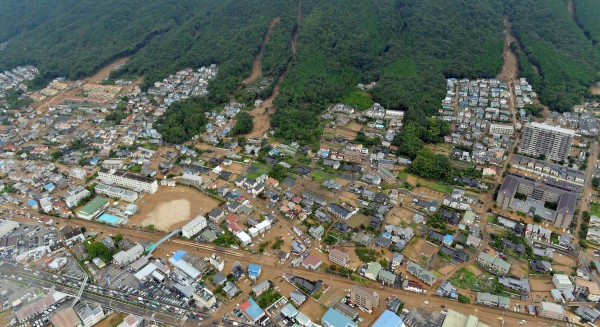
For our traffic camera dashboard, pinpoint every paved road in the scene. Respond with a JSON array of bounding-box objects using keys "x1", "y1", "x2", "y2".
[
  {"x1": 0, "y1": 262, "x2": 197, "y2": 327},
  {"x1": 17, "y1": 215, "x2": 571, "y2": 326}
]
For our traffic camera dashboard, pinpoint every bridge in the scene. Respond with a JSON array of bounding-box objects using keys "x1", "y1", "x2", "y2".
[
  {"x1": 145, "y1": 229, "x2": 180, "y2": 254},
  {"x1": 71, "y1": 273, "x2": 88, "y2": 307}
]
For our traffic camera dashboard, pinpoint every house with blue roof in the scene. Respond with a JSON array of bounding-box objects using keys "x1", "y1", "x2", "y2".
[
  {"x1": 172, "y1": 250, "x2": 187, "y2": 261},
  {"x1": 44, "y1": 183, "x2": 55, "y2": 192},
  {"x1": 26, "y1": 199, "x2": 38, "y2": 209},
  {"x1": 248, "y1": 263, "x2": 261, "y2": 280},
  {"x1": 240, "y1": 298, "x2": 265, "y2": 323},
  {"x1": 443, "y1": 234, "x2": 454, "y2": 246},
  {"x1": 280, "y1": 303, "x2": 299, "y2": 319},
  {"x1": 372, "y1": 310, "x2": 403, "y2": 327},
  {"x1": 321, "y1": 307, "x2": 357, "y2": 327}
]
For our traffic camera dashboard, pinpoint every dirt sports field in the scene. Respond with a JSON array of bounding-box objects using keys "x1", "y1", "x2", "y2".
[{"x1": 129, "y1": 186, "x2": 219, "y2": 231}]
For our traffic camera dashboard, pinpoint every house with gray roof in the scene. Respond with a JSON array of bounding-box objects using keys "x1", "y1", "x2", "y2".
[
  {"x1": 476, "y1": 292, "x2": 510, "y2": 309},
  {"x1": 406, "y1": 262, "x2": 436, "y2": 285},
  {"x1": 498, "y1": 276, "x2": 530, "y2": 293},
  {"x1": 377, "y1": 269, "x2": 396, "y2": 286},
  {"x1": 477, "y1": 252, "x2": 511, "y2": 275}
]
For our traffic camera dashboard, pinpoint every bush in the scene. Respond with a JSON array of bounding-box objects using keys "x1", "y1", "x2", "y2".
[{"x1": 458, "y1": 294, "x2": 470, "y2": 303}]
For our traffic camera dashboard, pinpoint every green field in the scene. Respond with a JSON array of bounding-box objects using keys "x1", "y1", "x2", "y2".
[
  {"x1": 311, "y1": 170, "x2": 336, "y2": 183},
  {"x1": 449, "y1": 267, "x2": 499, "y2": 294},
  {"x1": 420, "y1": 179, "x2": 453, "y2": 194},
  {"x1": 592, "y1": 203, "x2": 600, "y2": 217}
]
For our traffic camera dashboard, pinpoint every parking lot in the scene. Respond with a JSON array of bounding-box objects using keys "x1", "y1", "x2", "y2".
[{"x1": 0, "y1": 220, "x2": 59, "y2": 262}]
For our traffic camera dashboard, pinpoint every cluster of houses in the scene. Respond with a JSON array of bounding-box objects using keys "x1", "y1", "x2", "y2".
[
  {"x1": 543, "y1": 111, "x2": 599, "y2": 137},
  {"x1": 0, "y1": 65, "x2": 38, "y2": 99},
  {"x1": 513, "y1": 78, "x2": 536, "y2": 111},
  {"x1": 147, "y1": 65, "x2": 218, "y2": 107},
  {"x1": 511, "y1": 155, "x2": 585, "y2": 186},
  {"x1": 438, "y1": 78, "x2": 518, "y2": 171}
]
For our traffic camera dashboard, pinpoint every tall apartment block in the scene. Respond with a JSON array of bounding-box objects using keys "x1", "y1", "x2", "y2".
[{"x1": 519, "y1": 122, "x2": 574, "y2": 162}]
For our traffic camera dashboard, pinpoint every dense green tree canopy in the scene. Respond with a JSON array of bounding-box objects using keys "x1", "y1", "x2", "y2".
[{"x1": 0, "y1": 0, "x2": 598, "y2": 144}]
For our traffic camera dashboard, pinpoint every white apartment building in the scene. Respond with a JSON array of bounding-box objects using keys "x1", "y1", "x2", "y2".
[
  {"x1": 552, "y1": 274, "x2": 574, "y2": 291},
  {"x1": 76, "y1": 302, "x2": 105, "y2": 327},
  {"x1": 181, "y1": 215, "x2": 207, "y2": 238},
  {"x1": 489, "y1": 123, "x2": 514, "y2": 136},
  {"x1": 194, "y1": 288, "x2": 216, "y2": 309},
  {"x1": 179, "y1": 173, "x2": 203, "y2": 188},
  {"x1": 98, "y1": 168, "x2": 158, "y2": 194},
  {"x1": 65, "y1": 189, "x2": 91, "y2": 208},
  {"x1": 113, "y1": 244, "x2": 144, "y2": 267},
  {"x1": 519, "y1": 122, "x2": 574, "y2": 162},
  {"x1": 101, "y1": 159, "x2": 125, "y2": 170},
  {"x1": 94, "y1": 183, "x2": 139, "y2": 202}
]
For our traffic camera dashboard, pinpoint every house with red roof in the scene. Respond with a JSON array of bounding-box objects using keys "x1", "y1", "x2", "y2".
[{"x1": 301, "y1": 253, "x2": 323, "y2": 270}]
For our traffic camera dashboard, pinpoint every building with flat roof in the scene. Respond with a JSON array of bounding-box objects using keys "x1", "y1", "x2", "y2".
[
  {"x1": 329, "y1": 248, "x2": 349, "y2": 267},
  {"x1": 193, "y1": 288, "x2": 216, "y2": 309},
  {"x1": 76, "y1": 197, "x2": 109, "y2": 220},
  {"x1": 552, "y1": 274, "x2": 574, "y2": 291},
  {"x1": 537, "y1": 301, "x2": 566, "y2": 320},
  {"x1": 496, "y1": 174, "x2": 577, "y2": 229},
  {"x1": 181, "y1": 215, "x2": 207, "y2": 238},
  {"x1": 65, "y1": 189, "x2": 91, "y2": 208},
  {"x1": 75, "y1": 302, "x2": 104, "y2": 327},
  {"x1": 179, "y1": 173, "x2": 203, "y2": 188},
  {"x1": 489, "y1": 123, "x2": 514, "y2": 136},
  {"x1": 351, "y1": 285, "x2": 379, "y2": 310},
  {"x1": 519, "y1": 122, "x2": 574, "y2": 162},
  {"x1": 98, "y1": 168, "x2": 158, "y2": 194},
  {"x1": 94, "y1": 183, "x2": 138, "y2": 202},
  {"x1": 112, "y1": 243, "x2": 144, "y2": 267}
]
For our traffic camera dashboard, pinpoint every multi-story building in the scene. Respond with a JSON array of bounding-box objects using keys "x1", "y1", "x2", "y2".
[
  {"x1": 112, "y1": 243, "x2": 144, "y2": 267},
  {"x1": 519, "y1": 122, "x2": 574, "y2": 162},
  {"x1": 351, "y1": 285, "x2": 379, "y2": 310},
  {"x1": 537, "y1": 301, "x2": 566, "y2": 320},
  {"x1": 552, "y1": 274, "x2": 574, "y2": 291},
  {"x1": 329, "y1": 248, "x2": 349, "y2": 267},
  {"x1": 101, "y1": 159, "x2": 125, "y2": 170},
  {"x1": 489, "y1": 123, "x2": 514, "y2": 136},
  {"x1": 64, "y1": 189, "x2": 91, "y2": 208},
  {"x1": 496, "y1": 174, "x2": 577, "y2": 229},
  {"x1": 181, "y1": 215, "x2": 207, "y2": 238},
  {"x1": 98, "y1": 168, "x2": 158, "y2": 194},
  {"x1": 75, "y1": 302, "x2": 105, "y2": 327},
  {"x1": 94, "y1": 183, "x2": 138, "y2": 202},
  {"x1": 179, "y1": 173, "x2": 203, "y2": 188},
  {"x1": 193, "y1": 288, "x2": 216, "y2": 309}
]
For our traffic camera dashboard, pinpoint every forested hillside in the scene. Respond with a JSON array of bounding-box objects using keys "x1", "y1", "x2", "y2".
[
  {"x1": 272, "y1": 0, "x2": 505, "y2": 144},
  {"x1": 574, "y1": 0, "x2": 600, "y2": 44},
  {"x1": 507, "y1": 0, "x2": 600, "y2": 112},
  {"x1": 0, "y1": 0, "x2": 598, "y2": 145}
]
